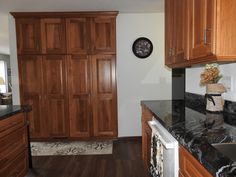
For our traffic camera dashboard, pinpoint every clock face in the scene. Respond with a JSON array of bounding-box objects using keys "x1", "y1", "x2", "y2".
[{"x1": 132, "y1": 37, "x2": 153, "y2": 58}]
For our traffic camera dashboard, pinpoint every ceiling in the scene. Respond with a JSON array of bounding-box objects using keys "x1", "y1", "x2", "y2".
[
  {"x1": 0, "y1": 0, "x2": 164, "y2": 13},
  {"x1": 0, "y1": 0, "x2": 164, "y2": 55}
]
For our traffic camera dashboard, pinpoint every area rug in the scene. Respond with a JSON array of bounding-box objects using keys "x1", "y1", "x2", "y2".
[{"x1": 30, "y1": 141, "x2": 113, "y2": 156}]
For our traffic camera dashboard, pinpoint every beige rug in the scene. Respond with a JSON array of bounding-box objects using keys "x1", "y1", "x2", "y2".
[{"x1": 31, "y1": 141, "x2": 113, "y2": 156}]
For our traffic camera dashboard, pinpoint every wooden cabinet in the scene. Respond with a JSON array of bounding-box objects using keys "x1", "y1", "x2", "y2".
[
  {"x1": 19, "y1": 55, "x2": 69, "y2": 139},
  {"x1": 189, "y1": 0, "x2": 214, "y2": 60},
  {"x1": 0, "y1": 113, "x2": 28, "y2": 177},
  {"x1": 68, "y1": 55, "x2": 91, "y2": 138},
  {"x1": 179, "y1": 145, "x2": 213, "y2": 177},
  {"x1": 13, "y1": 12, "x2": 118, "y2": 140},
  {"x1": 165, "y1": 0, "x2": 188, "y2": 65},
  {"x1": 141, "y1": 105, "x2": 154, "y2": 170},
  {"x1": 19, "y1": 55, "x2": 48, "y2": 138},
  {"x1": 43, "y1": 55, "x2": 68, "y2": 138},
  {"x1": 91, "y1": 17, "x2": 116, "y2": 54},
  {"x1": 41, "y1": 18, "x2": 66, "y2": 54},
  {"x1": 165, "y1": 0, "x2": 236, "y2": 68},
  {"x1": 16, "y1": 18, "x2": 41, "y2": 54},
  {"x1": 91, "y1": 55, "x2": 117, "y2": 137},
  {"x1": 66, "y1": 18, "x2": 89, "y2": 54}
]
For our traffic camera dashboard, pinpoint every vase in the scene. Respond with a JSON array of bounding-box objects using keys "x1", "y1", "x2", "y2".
[{"x1": 205, "y1": 83, "x2": 226, "y2": 112}]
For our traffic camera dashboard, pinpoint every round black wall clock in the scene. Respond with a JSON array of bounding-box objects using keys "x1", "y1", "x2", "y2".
[{"x1": 132, "y1": 37, "x2": 153, "y2": 59}]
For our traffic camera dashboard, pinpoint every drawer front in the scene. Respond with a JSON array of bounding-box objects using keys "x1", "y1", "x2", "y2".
[
  {"x1": 0, "y1": 113, "x2": 25, "y2": 138},
  {"x1": 0, "y1": 150, "x2": 28, "y2": 177},
  {"x1": 0, "y1": 126, "x2": 27, "y2": 167}
]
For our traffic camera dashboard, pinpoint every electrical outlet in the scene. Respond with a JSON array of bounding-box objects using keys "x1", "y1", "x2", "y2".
[{"x1": 221, "y1": 76, "x2": 233, "y2": 91}]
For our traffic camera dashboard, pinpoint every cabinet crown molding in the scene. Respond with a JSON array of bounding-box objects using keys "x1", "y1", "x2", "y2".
[{"x1": 10, "y1": 11, "x2": 119, "y2": 18}]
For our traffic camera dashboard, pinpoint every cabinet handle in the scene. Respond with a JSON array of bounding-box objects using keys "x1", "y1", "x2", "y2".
[{"x1": 204, "y1": 28, "x2": 211, "y2": 45}]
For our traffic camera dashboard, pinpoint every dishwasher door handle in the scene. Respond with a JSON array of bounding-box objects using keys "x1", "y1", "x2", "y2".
[{"x1": 148, "y1": 120, "x2": 178, "y2": 149}]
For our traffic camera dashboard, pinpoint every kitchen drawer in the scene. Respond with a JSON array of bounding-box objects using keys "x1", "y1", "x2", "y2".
[
  {"x1": 0, "y1": 150, "x2": 28, "y2": 177},
  {"x1": 0, "y1": 113, "x2": 25, "y2": 138},
  {"x1": 0, "y1": 126, "x2": 27, "y2": 167}
]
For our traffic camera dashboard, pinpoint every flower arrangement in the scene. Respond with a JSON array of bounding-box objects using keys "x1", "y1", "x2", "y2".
[{"x1": 200, "y1": 63, "x2": 222, "y2": 86}]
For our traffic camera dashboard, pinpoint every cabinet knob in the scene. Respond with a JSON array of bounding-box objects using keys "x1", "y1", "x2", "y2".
[{"x1": 204, "y1": 28, "x2": 212, "y2": 45}]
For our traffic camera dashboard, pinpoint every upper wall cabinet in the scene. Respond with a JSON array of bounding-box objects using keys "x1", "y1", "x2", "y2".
[
  {"x1": 165, "y1": 0, "x2": 236, "y2": 68},
  {"x1": 16, "y1": 18, "x2": 41, "y2": 54},
  {"x1": 41, "y1": 18, "x2": 66, "y2": 54},
  {"x1": 91, "y1": 17, "x2": 116, "y2": 54}
]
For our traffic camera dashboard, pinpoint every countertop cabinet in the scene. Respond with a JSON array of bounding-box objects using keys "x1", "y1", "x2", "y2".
[
  {"x1": 0, "y1": 113, "x2": 28, "y2": 177},
  {"x1": 179, "y1": 145, "x2": 213, "y2": 177},
  {"x1": 165, "y1": 0, "x2": 236, "y2": 68}
]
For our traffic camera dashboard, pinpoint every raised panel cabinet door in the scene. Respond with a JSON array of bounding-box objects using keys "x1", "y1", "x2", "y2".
[
  {"x1": 165, "y1": 0, "x2": 175, "y2": 65},
  {"x1": 66, "y1": 18, "x2": 89, "y2": 54},
  {"x1": 68, "y1": 55, "x2": 91, "y2": 138},
  {"x1": 16, "y1": 18, "x2": 41, "y2": 54},
  {"x1": 41, "y1": 18, "x2": 66, "y2": 54},
  {"x1": 43, "y1": 55, "x2": 68, "y2": 138},
  {"x1": 18, "y1": 55, "x2": 48, "y2": 138},
  {"x1": 173, "y1": 0, "x2": 189, "y2": 63},
  {"x1": 91, "y1": 55, "x2": 117, "y2": 137},
  {"x1": 189, "y1": 0, "x2": 214, "y2": 59},
  {"x1": 91, "y1": 17, "x2": 116, "y2": 54},
  {"x1": 179, "y1": 146, "x2": 213, "y2": 177}
]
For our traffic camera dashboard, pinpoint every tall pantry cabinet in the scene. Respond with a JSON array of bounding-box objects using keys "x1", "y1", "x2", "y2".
[{"x1": 12, "y1": 12, "x2": 118, "y2": 140}]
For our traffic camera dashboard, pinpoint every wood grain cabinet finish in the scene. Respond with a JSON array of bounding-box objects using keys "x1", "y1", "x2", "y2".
[
  {"x1": 66, "y1": 18, "x2": 89, "y2": 54},
  {"x1": 141, "y1": 105, "x2": 154, "y2": 170},
  {"x1": 13, "y1": 12, "x2": 118, "y2": 140},
  {"x1": 19, "y1": 55, "x2": 48, "y2": 139},
  {"x1": 68, "y1": 55, "x2": 91, "y2": 138},
  {"x1": 165, "y1": 0, "x2": 188, "y2": 65},
  {"x1": 188, "y1": 0, "x2": 214, "y2": 60},
  {"x1": 165, "y1": 0, "x2": 236, "y2": 68},
  {"x1": 91, "y1": 17, "x2": 116, "y2": 54},
  {"x1": 43, "y1": 55, "x2": 68, "y2": 138},
  {"x1": 0, "y1": 113, "x2": 28, "y2": 177},
  {"x1": 91, "y1": 55, "x2": 117, "y2": 137},
  {"x1": 41, "y1": 18, "x2": 66, "y2": 54},
  {"x1": 16, "y1": 18, "x2": 41, "y2": 54},
  {"x1": 179, "y1": 146, "x2": 213, "y2": 177}
]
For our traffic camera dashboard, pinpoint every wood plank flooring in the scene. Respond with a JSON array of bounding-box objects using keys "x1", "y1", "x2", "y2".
[{"x1": 26, "y1": 138, "x2": 151, "y2": 177}]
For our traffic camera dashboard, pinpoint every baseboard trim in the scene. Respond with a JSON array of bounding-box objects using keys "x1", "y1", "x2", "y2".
[{"x1": 117, "y1": 136, "x2": 142, "y2": 141}]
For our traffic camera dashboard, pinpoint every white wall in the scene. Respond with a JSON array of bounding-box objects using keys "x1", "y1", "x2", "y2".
[
  {"x1": 0, "y1": 13, "x2": 10, "y2": 54},
  {"x1": 8, "y1": 15, "x2": 20, "y2": 105},
  {"x1": 186, "y1": 63, "x2": 236, "y2": 101},
  {"x1": 117, "y1": 13, "x2": 171, "y2": 137}
]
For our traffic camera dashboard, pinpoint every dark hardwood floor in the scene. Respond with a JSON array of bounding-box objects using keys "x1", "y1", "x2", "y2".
[{"x1": 26, "y1": 138, "x2": 151, "y2": 177}]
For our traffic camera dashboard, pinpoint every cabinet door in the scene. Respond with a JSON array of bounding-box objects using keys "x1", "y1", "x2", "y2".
[
  {"x1": 165, "y1": 0, "x2": 175, "y2": 65},
  {"x1": 142, "y1": 121, "x2": 152, "y2": 170},
  {"x1": 66, "y1": 18, "x2": 89, "y2": 54},
  {"x1": 173, "y1": 0, "x2": 188, "y2": 63},
  {"x1": 16, "y1": 19, "x2": 41, "y2": 54},
  {"x1": 43, "y1": 55, "x2": 68, "y2": 138},
  {"x1": 189, "y1": 0, "x2": 214, "y2": 59},
  {"x1": 91, "y1": 55, "x2": 117, "y2": 137},
  {"x1": 41, "y1": 18, "x2": 66, "y2": 54},
  {"x1": 19, "y1": 55, "x2": 48, "y2": 138},
  {"x1": 68, "y1": 55, "x2": 91, "y2": 138},
  {"x1": 179, "y1": 146, "x2": 213, "y2": 177},
  {"x1": 91, "y1": 17, "x2": 116, "y2": 54}
]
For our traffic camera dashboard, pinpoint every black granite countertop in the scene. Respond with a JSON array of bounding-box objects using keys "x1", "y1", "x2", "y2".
[
  {"x1": 0, "y1": 105, "x2": 32, "y2": 120},
  {"x1": 141, "y1": 100, "x2": 236, "y2": 177}
]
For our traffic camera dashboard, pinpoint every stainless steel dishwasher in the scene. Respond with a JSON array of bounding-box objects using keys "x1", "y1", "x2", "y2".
[{"x1": 148, "y1": 118, "x2": 179, "y2": 177}]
